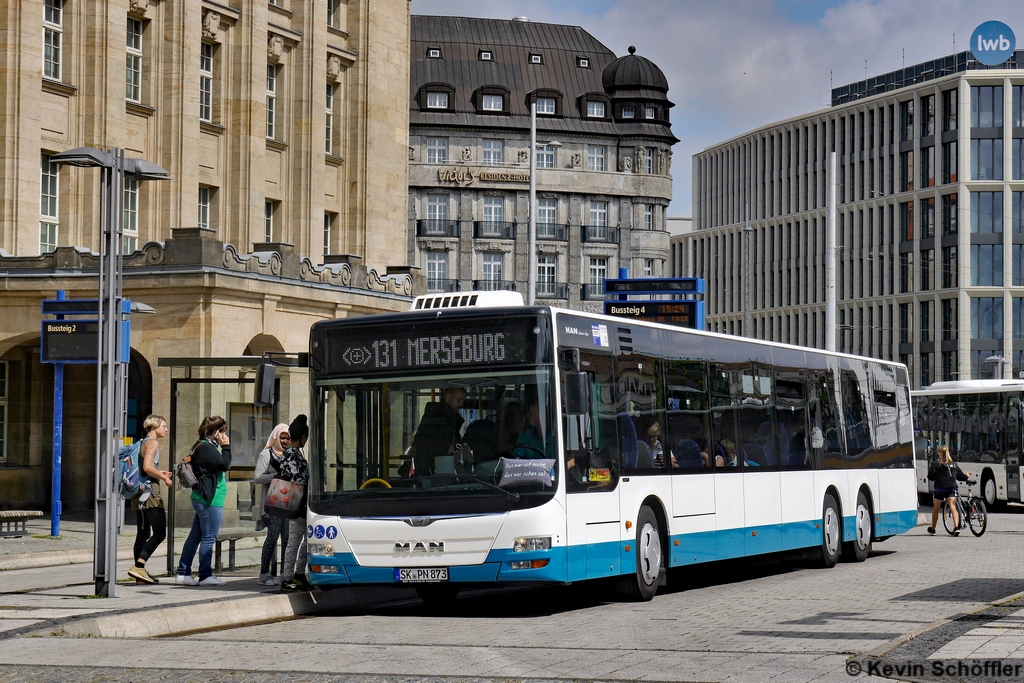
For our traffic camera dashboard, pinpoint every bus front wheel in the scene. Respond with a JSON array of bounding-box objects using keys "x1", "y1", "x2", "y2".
[
  {"x1": 817, "y1": 494, "x2": 841, "y2": 568},
  {"x1": 617, "y1": 505, "x2": 662, "y2": 601},
  {"x1": 981, "y1": 474, "x2": 1000, "y2": 510}
]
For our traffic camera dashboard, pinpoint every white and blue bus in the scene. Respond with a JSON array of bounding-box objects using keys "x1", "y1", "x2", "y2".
[
  {"x1": 304, "y1": 294, "x2": 918, "y2": 601},
  {"x1": 912, "y1": 380, "x2": 1024, "y2": 508}
]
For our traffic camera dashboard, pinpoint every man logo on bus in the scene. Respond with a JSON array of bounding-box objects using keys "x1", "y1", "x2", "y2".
[
  {"x1": 971, "y1": 21, "x2": 1016, "y2": 66},
  {"x1": 394, "y1": 541, "x2": 445, "y2": 554}
]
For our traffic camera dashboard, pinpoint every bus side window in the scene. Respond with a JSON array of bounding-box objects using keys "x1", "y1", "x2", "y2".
[{"x1": 569, "y1": 349, "x2": 619, "y2": 491}]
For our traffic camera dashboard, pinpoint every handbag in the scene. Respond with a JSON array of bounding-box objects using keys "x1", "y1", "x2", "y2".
[
  {"x1": 175, "y1": 442, "x2": 201, "y2": 490},
  {"x1": 264, "y1": 477, "x2": 304, "y2": 518}
]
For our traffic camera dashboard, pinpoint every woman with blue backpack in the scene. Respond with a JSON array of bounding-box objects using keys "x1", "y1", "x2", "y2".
[
  {"x1": 176, "y1": 415, "x2": 232, "y2": 586},
  {"x1": 127, "y1": 414, "x2": 172, "y2": 585}
]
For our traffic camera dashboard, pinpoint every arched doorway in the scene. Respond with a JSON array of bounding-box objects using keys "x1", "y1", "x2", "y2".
[{"x1": 126, "y1": 350, "x2": 153, "y2": 441}]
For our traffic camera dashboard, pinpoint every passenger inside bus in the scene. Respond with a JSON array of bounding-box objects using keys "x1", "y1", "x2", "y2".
[
  {"x1": 716, "y1": 439, "x2": 738, "y2": 467},
  {"x1": 408, "y1": 387, "x2": 466, "y2": 476},
  {"x1": 498, "y1": 402, "x2": 526, "y2": 453}
]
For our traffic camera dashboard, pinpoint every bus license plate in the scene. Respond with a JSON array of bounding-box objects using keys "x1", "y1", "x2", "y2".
[{"x1": 395, "y1": 567, "x2": 448, "y2": 583}]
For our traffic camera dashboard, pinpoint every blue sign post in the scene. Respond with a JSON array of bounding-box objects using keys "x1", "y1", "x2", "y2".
[
  {"x1": 40, "y1": 294, "x2": 132, "y2": 537},
  {"x1": 971, "y1": 21, "x2": 1016, "y2": 66}
]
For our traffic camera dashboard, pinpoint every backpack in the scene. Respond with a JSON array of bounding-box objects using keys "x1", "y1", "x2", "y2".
[{"x1": 118, "y1": 437, "x2": 149, "y2": 499}]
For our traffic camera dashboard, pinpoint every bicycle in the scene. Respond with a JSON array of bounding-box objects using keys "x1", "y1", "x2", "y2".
[{"x1": 941, "y1": 479, "x2": 988, "y2": 537}]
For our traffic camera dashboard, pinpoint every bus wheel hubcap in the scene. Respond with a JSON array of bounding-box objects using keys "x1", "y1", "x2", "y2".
[
  {"x1": 824, "y1": 508, "x2": 839, "y2": 555},
  {"x1": 639, "y1": 523, "x2": 661, "y2": 585},
  {"x1": 856, "y1": 504, "x2": 871, "y2": 550}
]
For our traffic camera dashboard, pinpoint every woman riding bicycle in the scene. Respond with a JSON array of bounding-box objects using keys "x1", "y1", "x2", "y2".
[{"x1": 927, "y1": 445, "x2": 969, "y2": 536}]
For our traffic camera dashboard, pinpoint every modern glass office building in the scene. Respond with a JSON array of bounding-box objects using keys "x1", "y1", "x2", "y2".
[{"x1": 691, "y1": 50, "x2": 1024, "y2": 387}]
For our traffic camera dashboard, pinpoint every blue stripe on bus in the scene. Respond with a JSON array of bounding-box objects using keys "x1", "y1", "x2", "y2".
[{"x1": 306, "y1": 509, "x2": 920, "y2": 587}]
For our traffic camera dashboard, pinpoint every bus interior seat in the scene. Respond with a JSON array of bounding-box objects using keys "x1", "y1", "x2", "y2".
[
  {"x1": 742, "y1": 443, "x2": 766, "y2": 467},
  {"x1": 755, "y1": 421, "x2": 777, "y2": 466},
  {"x1": 636, "y1": 440, "x2": 654, "y2": 469},
  {"x1": 715, "y1": 443, "x2": 726, "y2": 463},
  {"x1": 464, "y1": 419, "x2": 499, "y2": 462},
  {"x1": 674, "y1": 438, "x2": 703, "y2": 468},
  {"x1": 775, "y1": 422, "x2": 789, "y2": 465}
]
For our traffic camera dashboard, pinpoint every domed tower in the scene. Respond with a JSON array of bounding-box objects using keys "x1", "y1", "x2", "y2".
[{"x1": 602, "y1": 46, "x2": 677, "y2": 174}]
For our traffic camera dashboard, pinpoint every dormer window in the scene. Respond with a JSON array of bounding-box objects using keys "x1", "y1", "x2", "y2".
[
  {"x1": 419, "y1": 83, "x2": 456, "y2": 111},
  {"x1": 537, "y1": 97, "x2": 555, "y2": 114},
  {"x1": 482, "y1": 94, "x2": 503, "y2": 111},
  {"x1": 529, "y1": 53, "x2": 543, "y2": 64},
  {"x1": 473, "y1": 85, "x2": 511, "y2": 114},
  {"x1": 587, "y1": 101, "x2": 605, "y2": 118},
  {"x1": 427, "y1": 47, "x2": 441, "y2": 58},
  {"x1": 530, "y1": 89, "x2": 563, "y2": 117},
  {"x1": 577, "y1": 56, "x2": 589, "y2": 68},
  {"x1": 479, "y1": 50, "x2": 492, "y2": 61},
  {"x1": 645, "y1": 106, "x2": 656, "y2": 119},
  {"x1": 427, "y1": 92, "x2": 449, "y2": 109},
  {"x1": 622, "y1": 106, "x2": 635, "y2": 119}
]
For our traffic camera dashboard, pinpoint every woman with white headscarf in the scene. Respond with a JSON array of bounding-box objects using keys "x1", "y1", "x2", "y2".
[{"x1": 254, "y1": 423, "x2": 291, "y2": 585}]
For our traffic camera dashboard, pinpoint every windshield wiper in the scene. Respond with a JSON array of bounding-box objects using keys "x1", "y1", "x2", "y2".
[{"x1": 451, "y1": 475, "x2": 520, "y2": 502}]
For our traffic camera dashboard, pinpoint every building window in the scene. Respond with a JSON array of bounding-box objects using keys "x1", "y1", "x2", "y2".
[
  {"x1": 622, "y1": 106, "x2": 635, "y2": 119},
  {"x1": 922, "y1": 95, "x2": 935, "y2": 136},
  {"x1": 943, "y1": 88, "x2": 957, "y2": 131},
  {"x1": 43, "y1": 0, "x2": 63, "y2": 81},
  {"x1": 971, "y1": 138, "x2": 1003, "y2": 180},
  {"x1": 589, "y1": 257, "x2": 607, "y2": 285},
  {"x1": 427, "y1": 48, "x2": 441, "y2": 59},
  {"x1": 645, "y1": 106, "x2": 656, "y2": 119},
  {"x1": 577, "y1": 57, "x2": 589, "y2": 68},
  {"x1": 536, "y1": 97, "x2": 555, "y2": 115},
  {"x1": 900, "y1": 150, "x2": 914, "y2": 191},
  {"x1": 325, "y1": 83, "x2": 335, "y2": 154},
  {"x1": 327, "y1": 0, "x2": 339, "y2": 29},
  {"x1": 479, "y1": 50, "x2": 492, "y2": 61},
  {"x1": 122, "y1": 176, "x2": 139, "y2": 253},
  {"x1": 1014, "y1": 245, "x2": 1024, "y2": 286},
  {"x1": 942, "y1": 246, "x2": 957, "y2": 288},
  {"x1": 426, "y1": 251, "x2": 448, "y2": 291},
  {"x1": 536, "y1": 144, "x2": 555, "y2": 168},
  {"x1": 198, "y1": 185, "x2": 211, "y2": 230},
  {"x1": 644, "y1": 204, "x2": 654, "y2": 230},
  {"x1": 482, "y1": 140, "x2": 502, "y2": 165},
  {"x1": 921, "y1": 197, "x2": 935, "y2": 237},
  {"x1": 971, "y1": 85, "x2": 1003, "y2": 128},
  {"x1": 971, "y1": 297, "x2": 1003, "y2": 340},
  {"x1": 40, "y1": 153, "x2": 59, "y2": 254},
  {"x1": 899, "y1": 252, "x2": 914, "y2": 293},
  {"x1": 537, "y1": 198, "x2": 556, "y2": 237},
  {"x1": 426, "y1": 195, "x2": 448, "y2": 223},
  {"x1": 971, "y1": 245, "x2": 1003, "y2": 286},
  {"x1": 586, "y1": 100, "x2": 605, "y2": 118},
  {"x1": 971, "y1": 191, "x2": 1003, "y2": 233},
  {"x1": 266, "y1": 64, "x2": 277, "y2": 139},
  {"x1": 536, "y1": 255, "x2": 557, "y2": 296},
  {"x1": 900, "y1": 100, "x2": 914, "y2": 141},
  {"x1": 921, "y1": 352, "x2": 932, "y2": 387},
  {"x1": 921, "y1": 300, "x2": 931, "y2": 343},
  {"x1": 942, "y1": 140, "x2": 958, "y2": 183},
  {"x1": 899, "y1": 201, "x2": 913, "y2": 241},
  {"x1": 426, "y1": 137, "x2": 448, "y2": 164},
  {"x1": 426, "y1": 91, "x2": 448, "y2": 109},
  {"x1": 482, "y1": 196, "x2": 503, "y2": 224},
  {"x1": 942, "y1": 299, "x2": 957, "y2": 341},
  {"x1": 1015, "y1": 298, "x2": 1024, "y2": 339},
  {"x1": 920, "y1": 249, "x2": 933, "y2": 291},
  {"x1": 644, "y1": 259, "x2": 655, "y2": 276},
  {"x1": 264, "y1": 200, "x2": 276, "y2": 242},
  {"x1": 586, "y1": 145, "x2": 606, "y2": 171},
  {"x1": 645, "y1": 150, "x2": 654, "y2": 174},
  {"x1": 942, "y1": 193, "x2": 958, "y2": 235},
  {"x1": 323, "y1": 213, "x2": 336, "y2": 257},
  {"x1": 482, "y1": 253, "x2": 503, "y2": 282},
  {"x1": 529, "y1": 53, "x2": 542, "y2": 64},
  {"x1": 899, "y1": 303, "x2": 911, "y2": 344},
  {"x1": 482, "y1": 94, "x2": 503, "y2": 111},
  {"x1": 1014, "y1": 139, "x2": 1024, "y2": 180},
  {"x1": 198, "y1": 43, "x2": 215, "y2": 124},
  {"x1": 126, "y1": 17, "x2": 143, "y2": 103},
  {"x1": 589, "y1": 201, "x2": 608, "y2": 239},
  {"x1": 921, "y1": 145, "x2": 935, "y2": 187}
]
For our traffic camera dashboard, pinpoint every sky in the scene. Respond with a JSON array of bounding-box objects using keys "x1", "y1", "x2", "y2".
[{"x1": 410, "y1": 0, "x2": 1024, "y2": 217}]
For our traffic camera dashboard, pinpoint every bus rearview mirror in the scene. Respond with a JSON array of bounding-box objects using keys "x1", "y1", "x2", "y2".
[
  {"x1": 565, "y1": 372, "x2": 590, "y2": 415},
  {"x1": 255, "y1": 363, "x2": 276, "y2": 406}
]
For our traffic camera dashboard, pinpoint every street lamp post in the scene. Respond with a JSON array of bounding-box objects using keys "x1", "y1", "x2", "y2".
[
  {"x1": 50, "y1": 147, "x2": 169, "y2": 597},
  {"x1": 528, "y1": 102, "x2": 537, "y2": 305}
]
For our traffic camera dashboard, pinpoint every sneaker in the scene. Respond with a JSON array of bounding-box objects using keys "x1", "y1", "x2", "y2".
[
  {"x1": 128, "y1": 566, "x2": 157, "y2": 585},
  {"x1": 295, "y1": 574, "x2": 313, "y2": 591},
  {"x1": 198, "y1": 576, "x2": 226, "y2": 587},
  {"x1": 927, "y1": 527, "x2": 936, "y2": 536},
  {"x1": 280, "y1": 579, "x2": 303, "y2": 593},
  {"x1": 175, "y1": 574, "x2": 199, "y2": 586},
  {"x1": 953, "y1": 529, "x2": 961, "y2": 537},
  {"x1": 258, "y1": 573, "x2": 279, "y2": 586}
]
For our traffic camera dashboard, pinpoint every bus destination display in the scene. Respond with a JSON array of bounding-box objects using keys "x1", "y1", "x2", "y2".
[
  {"x1": 604, "y1": 300, "x2": 697, "y2": 328},
  {"x1": 323, "y1": 318, "x2": 545, "y2": 373},
  {"x1": 41, "y1": 321, "x2": 99, "y2": 362}
]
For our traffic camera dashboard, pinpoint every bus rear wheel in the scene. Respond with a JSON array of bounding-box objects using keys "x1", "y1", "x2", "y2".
[
  {"x1": 842, "y1": 491, "x2": 872, "y2": 562},
  {"x1": 817, "y1": 494, "x2": 841, "y2": 568},
  {"x1": 616, "y1": 505, "x2": 662, "y2": 601}
]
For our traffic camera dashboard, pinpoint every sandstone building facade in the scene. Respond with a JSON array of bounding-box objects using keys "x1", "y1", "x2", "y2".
[{"x1": 0, "y1": 0, "x2": 414, "y2": 512}]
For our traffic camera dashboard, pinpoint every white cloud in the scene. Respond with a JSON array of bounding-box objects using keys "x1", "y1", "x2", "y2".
[{"x1": 412, "y1": 0, "x2": 1024, "y2": 215}]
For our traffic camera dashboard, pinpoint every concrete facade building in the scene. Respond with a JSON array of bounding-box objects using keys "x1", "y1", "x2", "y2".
[
  {"x1": 408, "y1": 16, "x2": 677, "y2": 311},
  {"x1": 692, "y1": 51, "x2": 1024, "y2": 388},
  {"x1": 0, "y1": 0, "x2": 414, "y2": 512}
]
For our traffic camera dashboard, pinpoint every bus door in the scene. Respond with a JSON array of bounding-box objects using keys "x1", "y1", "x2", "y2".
[
  {"x1": 1006, "y1": 393, "x2": 1022, "y2": 502},
  {"x1": 559, "y1": 338, "x2": 621, "y2": 581}
]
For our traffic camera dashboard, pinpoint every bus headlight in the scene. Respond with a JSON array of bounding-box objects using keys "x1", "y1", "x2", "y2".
[
  {"x1": 513, "y1": 537, "x2": 551, "y2": 552},
  {"x1": 308, "y1": 543, "x2": 334, "y2": 556}
]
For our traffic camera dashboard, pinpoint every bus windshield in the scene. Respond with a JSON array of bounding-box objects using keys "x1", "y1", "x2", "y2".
[{"x1": 310, "y1": 367, "x2": 557, "y2": 517}]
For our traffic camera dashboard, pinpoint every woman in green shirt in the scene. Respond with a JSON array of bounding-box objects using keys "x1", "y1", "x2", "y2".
[{"x1": 175, "y1": 415, "x2": 232, "y2": 586}]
